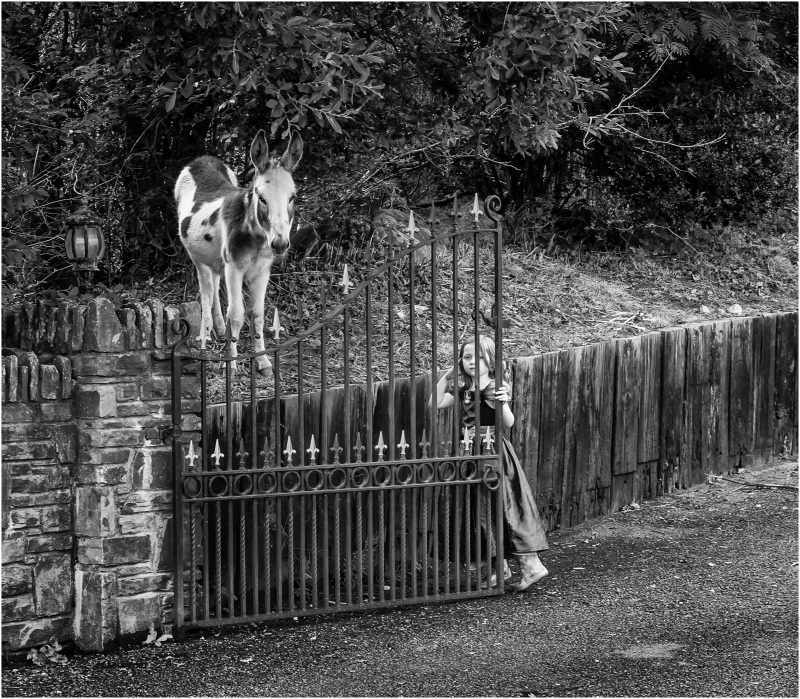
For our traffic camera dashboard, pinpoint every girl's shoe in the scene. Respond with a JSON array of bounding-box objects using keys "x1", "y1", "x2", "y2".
[
  {"x1": 510, "y1": 554, "x2": 548, "y2": 591},
  {"x1": 479, "y1": 560, "x2": 512, "y2": 588}
]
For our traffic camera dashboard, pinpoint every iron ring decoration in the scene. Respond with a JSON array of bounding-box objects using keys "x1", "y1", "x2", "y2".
[
  {"x1": 459, "y1": 460, "x2": 478, "y2": 480},
  {"x1": 208, "y1": 474, "x2": 229, "y2": 497},
  {"x1": 371, "y1": 464, "x2": 392, "y2": 487},
  {"x1": 327, "y1": 468, "x2": 348, "y2": 490},
  {"x1": 394, "y1": 463, "x2": 414, "y2": 485},
  {"x1": 257, "y1": 472, "x2": 277, "y2": 494},
  {"x1": 233, "y1": 473, "x2": 254, "y2": 496},
  {"x1": 416, "y1": 462, "x2": 435, "y2": 484},
  {"x1": 351, "y1": 466, "x2": 370, "y2": 488},
  {"x1": 182, "y1": 476, "x2": 202, "y2": 499},
  {"x1": 482, "y1": 464, "x2": 501, "y2": 491},
  {"x1": 437, "y1": 461, "x2": 457, "y2": 482},
  {"x1": 281, "y1": 470, "x2": 302, "y2": 493},
  {"x1": 304, "y1": 469, "x2": 325, "y2": 491}
]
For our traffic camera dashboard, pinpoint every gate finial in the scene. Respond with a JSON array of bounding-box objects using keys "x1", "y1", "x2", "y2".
[
  {"x1": 260, "y1": 436, "x2": 275, "y2": 467},
  {"x1": 354, "y1": 433, "x2": 365, "y2": 463},
  {"x1": 471, "y1": 193, "x2": 482, "y2": 224},
  {"x1": 461, "y1": 426, "x2": 473, "y2": 454},
  {"x1": 271, "y1": 307, "x2": 283, "y2": 340},
  {"x1": 185, "y1": 440, "x2": 198, "y2": 471},
  {"x1": 331, "y1": 434, "x2": 343, "y2": 463},
  {"x1": 419, "y1": 429, "x2": 430, "y2": 458},
  {"x1": 283, "y1": 435, "x2": 296, "y2": 464},
  {"x1": 307, "y1": 435, "x2": 319, "y2": 465},
  {"x1": 340, "y1": 264, "x2": 353, "y2": 294},
  {"x1": 407, "y1": 211, "x2": 419, "y2": 239},
  {"x1": 482, "y1": 426, "x2": 494, "y2": 453},
  {"x1": 236, "y1": 438, "x2": 249, "y2": 468},
  {"x1": 397, "y1": 430, "x2": 409, "y2": 459},
  {"x1": 211, "y1": 440, "x2": 224, "y2": 468},
  {"x1": 375, "y1": 432, "x2": 387, "y2": 462}
]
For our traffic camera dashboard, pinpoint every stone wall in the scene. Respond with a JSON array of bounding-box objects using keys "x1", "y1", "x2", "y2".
[{"x1": 2, "y1": 297, "x2": 200, "y2": 652}]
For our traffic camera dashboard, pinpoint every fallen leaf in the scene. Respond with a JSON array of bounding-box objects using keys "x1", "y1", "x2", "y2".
[{"x1": 143, "y1": 625, "x2": 158, "y2": 645}]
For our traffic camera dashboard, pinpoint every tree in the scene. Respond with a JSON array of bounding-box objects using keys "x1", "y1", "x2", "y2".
[{"x1": 2, "y1": 2, "x2": 796, "y2": 297}]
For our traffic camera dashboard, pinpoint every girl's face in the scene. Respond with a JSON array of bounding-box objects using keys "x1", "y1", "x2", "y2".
[{"x1": 461, "y1": 343, "x2": 489, "y2": 381}]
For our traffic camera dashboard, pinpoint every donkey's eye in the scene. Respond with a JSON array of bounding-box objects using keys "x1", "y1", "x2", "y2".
[{"x1": 289, "y1": 194, "x2": 296, "y2": 203}]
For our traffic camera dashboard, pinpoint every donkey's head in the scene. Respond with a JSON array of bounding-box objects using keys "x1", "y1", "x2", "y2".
[{"x1": 249, "y1": 130, "x2": 303, "y2": 257}]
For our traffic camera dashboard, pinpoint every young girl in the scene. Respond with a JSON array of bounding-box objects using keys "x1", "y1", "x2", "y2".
[{"x1": 431, "y1": 335, "x2": 549, "y2": 591}]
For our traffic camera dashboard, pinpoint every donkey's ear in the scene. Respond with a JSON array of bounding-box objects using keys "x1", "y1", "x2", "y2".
[
  {"x1": 280, "y1": 132, "x2": 303, "y2": 172},
  {"x1": 250, "y1": 130, "x2": 270, "y2": 173}
]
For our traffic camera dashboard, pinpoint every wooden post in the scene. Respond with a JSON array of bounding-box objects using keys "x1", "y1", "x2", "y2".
[
  {"x1": 612, "y1": 337, "x2": 640, "y2": 511},
  {"x1": 774, "y1": 312, "x2": 798, "y2": 457},
  {"x1": 752, "y1": 314, "x2": 777, "y2": 467},
  {"x1": 637, "y1": 332, "x2": 662, "y2": 501},
  {"x1": 511, "y1": 355, "x2": 543, "y2": 513},
  {"x1": 660, "y1": 327, "x2": 687, "y2": 493},
  {"x1": 729, "y1": 318, "x2": 755, "y2": 470},
  {"x1": 538, "y1": 350, "x2": 569, "y2": 531}
]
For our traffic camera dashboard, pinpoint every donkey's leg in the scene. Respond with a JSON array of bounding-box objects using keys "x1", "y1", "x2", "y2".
[
  {"x1": 211, "y1": 271, "x2": 226, "y2": 337},
  {"x1": 247, "y1": 269, "x2": 273, "y2": 376},
  {"x1": 195, "y1": 264, "x2": 217, "y2": 347},
  {"x1": 224, "y1": 264, "x2": 247, "y2": 372}
]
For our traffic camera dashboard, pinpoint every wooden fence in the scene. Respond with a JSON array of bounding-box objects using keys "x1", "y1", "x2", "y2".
[{"x1": 209, "y1": 312, "x2": 797, "y2": 534}]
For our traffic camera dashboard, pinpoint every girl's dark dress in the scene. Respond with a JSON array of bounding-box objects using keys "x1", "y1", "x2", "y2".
[{"x1": 455, "y1": 385, "x2": 548, "y2": 555}]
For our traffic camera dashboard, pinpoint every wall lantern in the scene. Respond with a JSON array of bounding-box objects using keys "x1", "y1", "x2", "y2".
[{"x1": 64, "y1": 198, "x2": 105, "y2": 285}]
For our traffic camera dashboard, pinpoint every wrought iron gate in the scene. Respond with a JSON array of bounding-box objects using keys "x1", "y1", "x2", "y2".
[{"x1": 171, "y1": 194, "x2": 506, "y2": 635}]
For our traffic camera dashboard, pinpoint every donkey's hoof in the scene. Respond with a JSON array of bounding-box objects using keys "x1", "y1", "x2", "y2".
[{"x1": 256, "y1": 363, "x2": 273, "y2": 378}]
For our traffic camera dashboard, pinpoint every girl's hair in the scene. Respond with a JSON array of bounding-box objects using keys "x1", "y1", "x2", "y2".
[{"x1": 451, "y1": 335, "x2": 498, "y2": 391}]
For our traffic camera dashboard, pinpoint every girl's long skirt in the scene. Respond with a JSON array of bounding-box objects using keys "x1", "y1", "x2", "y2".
[{"x1": 482, "y1": 435, "x2": 548, "y2": 556}]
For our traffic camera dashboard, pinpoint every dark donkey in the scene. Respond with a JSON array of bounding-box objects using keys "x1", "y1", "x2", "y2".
[{"x1": 174, "y1": 130, "x2": 303, "y2": 374}]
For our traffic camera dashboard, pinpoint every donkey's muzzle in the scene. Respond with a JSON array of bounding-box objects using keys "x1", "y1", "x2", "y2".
[{"x1": 271, "y1": 238, "x2": 290, "y2": 255}]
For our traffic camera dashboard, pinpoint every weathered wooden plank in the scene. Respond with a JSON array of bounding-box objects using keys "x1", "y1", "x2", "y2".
[
  {"x1": 613, "y1": 337, "x2": 640, "y2": 476},
  {"x1": 752, "y1": 314, "x2": 777, "y2": 467},
  {"x1": 637, "y1": 332, "x2": 663, "y2": 465},
  {"x1": 774, "y1": 312, "x2": 798, "y2": 457},
  {"x1": 729, "y1": 317, "x2": 755, "y2": 470},
  {"x1": 538, "y1": 349, "x2": 569, "y2": 531},
  {"x1": 561, "y1": 346, "x2": 586, "y2": 529},
  {"x1": 591, "y1": 341, "x2": 616, "y2": 517},
  {"x1": 611, "y1": 473, "x2": 636, "y2": 513},
  {"x1": 660, "y1": 327, "x2": 687, "y2": 493},
  {"x1": 636, "y1": 460, "x2": 659, "y2": 502},
  {"x1": 707, "y1": 320, "x2": 731, "y2": 475},
  {"x1": 510, "y1": 355, "x2": 543, "y2": 503},
  {"x1": 685, "y1": 324, "x2": 710, "y2": 486},
  {"x1": 563, "y1": 341, "x2": 615, "y2": 524}
]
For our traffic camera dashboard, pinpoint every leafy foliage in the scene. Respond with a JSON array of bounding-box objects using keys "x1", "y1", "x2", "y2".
[
  {"x1": 26, "y1": 637, "x2": 67, "y2": 667},
  {"x1": 2, "y1": 1, "x2": 796, "y2": 300}
]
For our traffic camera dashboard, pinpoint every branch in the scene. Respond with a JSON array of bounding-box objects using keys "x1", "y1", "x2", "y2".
[{"x1": 707, "y1": 474, "x2": 798, "y2": 491}]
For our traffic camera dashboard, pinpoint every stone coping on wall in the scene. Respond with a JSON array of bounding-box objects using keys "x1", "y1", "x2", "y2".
[{"x1": 2, "y1": 297, "x2": 201, "y2": 356}]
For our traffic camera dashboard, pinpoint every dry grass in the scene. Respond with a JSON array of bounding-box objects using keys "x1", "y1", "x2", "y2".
[{"x1": 197, "y1": 224, "x2": 797, "y2": 405}]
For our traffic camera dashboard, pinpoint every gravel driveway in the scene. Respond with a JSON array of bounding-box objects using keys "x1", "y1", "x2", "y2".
[{"x1": 4, "y1": 460, "x2": 797, "y2": 698}]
